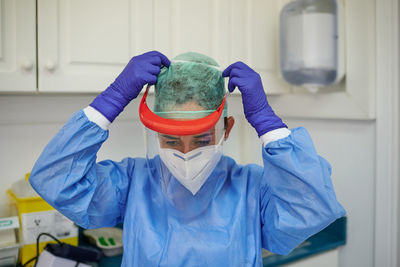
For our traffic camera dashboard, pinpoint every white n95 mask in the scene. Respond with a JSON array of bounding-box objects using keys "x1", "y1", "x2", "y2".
[{"x1": 159, "y1": 135, "x2": 224, "y2": 195}]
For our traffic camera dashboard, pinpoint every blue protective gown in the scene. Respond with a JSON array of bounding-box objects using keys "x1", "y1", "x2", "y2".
[{"x1": 29, "y1": 110, "x2": 345, "y2": 266}]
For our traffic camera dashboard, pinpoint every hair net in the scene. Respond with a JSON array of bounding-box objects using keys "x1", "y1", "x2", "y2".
[{"x1": 154, "y1": 52, "x2": 225, "y2": 114}]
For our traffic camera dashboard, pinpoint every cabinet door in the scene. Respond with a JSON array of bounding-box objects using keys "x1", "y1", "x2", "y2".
[
  {"x1": 38, "y1": 0, "x2": 133, "y2": 92},
  {"x1": 152, "y1": 0, "x2": 291, "y2": 94},
  {"x1": 38, "y1": 0, "x2": 290, "y2": 94},
  {"x1": 0, "y1": 0, "x2": 36, "y2": 92}
]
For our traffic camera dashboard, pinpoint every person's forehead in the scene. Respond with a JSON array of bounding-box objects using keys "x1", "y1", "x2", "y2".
[
  {"x1": 160, "y1": 129, "x2": 214, "y2": 140},
  {"x1": 172, "y1": 101, "x2": 204, "y2": 111}
]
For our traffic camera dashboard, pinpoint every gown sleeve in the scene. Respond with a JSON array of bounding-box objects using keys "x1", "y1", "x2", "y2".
[
  {"x1": 29, "y1": 110, "x2": 135, "y2": 229},
  {"x1": 259, "y1": 127, "x2": 346, "y2": 255}
]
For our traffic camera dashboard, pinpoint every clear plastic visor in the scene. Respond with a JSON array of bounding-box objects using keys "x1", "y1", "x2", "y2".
[
  {"x1": 142, "y1": 85, "x2": 227, "y2": 158},
  {"x1": 145, "y1": 112, "x2": 225, "y2": 160},
  {"x1": 142, "y1": 113, "x2": 226, "y2": 216}
]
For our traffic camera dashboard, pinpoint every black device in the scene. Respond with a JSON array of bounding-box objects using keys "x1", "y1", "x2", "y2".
[{"x1": 45, "y1": 243, "x2": 103, "y2": 262}]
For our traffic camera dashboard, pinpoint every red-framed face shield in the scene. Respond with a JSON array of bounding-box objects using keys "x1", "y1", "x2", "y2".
[
  {"x1": 139, "y1": 85, "x2": 228, "y2": 196},
  {"x1": 139, "y1": 85, "x2": 227, "y2": 136}
]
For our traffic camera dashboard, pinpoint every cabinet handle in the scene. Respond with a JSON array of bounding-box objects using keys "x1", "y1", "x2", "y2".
[
  {"x1": 21, "y1": 60, "x2": 34, "y2": 71},
  {"x1": 44, "y1": 60, "x2": 56, "y2": 72}
]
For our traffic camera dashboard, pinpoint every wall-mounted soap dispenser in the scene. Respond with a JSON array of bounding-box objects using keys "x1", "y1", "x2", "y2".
[{"x1": 280, "y1": 0, "x2": 345, "y2": 93}]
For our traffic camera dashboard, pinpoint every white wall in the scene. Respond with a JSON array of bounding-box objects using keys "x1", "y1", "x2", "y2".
[{"x1": 0, "y1": 94, "x2": 375, "y2": 267}]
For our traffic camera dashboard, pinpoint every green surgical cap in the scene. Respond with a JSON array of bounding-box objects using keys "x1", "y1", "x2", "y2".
[{"x1": 154, "y1": 52, "x2": 225, "y2": 114}]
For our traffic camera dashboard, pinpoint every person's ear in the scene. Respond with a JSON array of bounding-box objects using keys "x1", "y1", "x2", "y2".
[{"x1": 224, "y1": 116, "x2": 235, "y2": 140}]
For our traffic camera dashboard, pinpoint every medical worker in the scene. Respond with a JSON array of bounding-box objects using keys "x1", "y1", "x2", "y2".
[{"x1": 30, "y1": 51, "x2": 345, "y2": 266}]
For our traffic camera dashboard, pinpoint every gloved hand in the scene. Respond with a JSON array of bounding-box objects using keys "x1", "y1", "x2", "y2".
[
  {"x1": 222, "y1": 62, "x2": 287, "y2": 136},
  {"x1": 90, "y1": 51, "x2": 170, "y2": 122}
]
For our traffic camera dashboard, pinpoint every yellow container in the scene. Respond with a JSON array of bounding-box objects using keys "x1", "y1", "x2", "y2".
[{"x1": 7, "y1": 173, "x2": 78, "y2": 267}]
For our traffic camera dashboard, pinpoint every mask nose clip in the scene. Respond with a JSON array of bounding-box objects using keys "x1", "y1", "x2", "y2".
[
  {"x1": 173, "y1": 153, "x2": 185, "y2": 160},
  {"x1": 186, "y1": 151, "x2": 202, "y2": 161},
  {"x1": 173, "y1": 151, "x2": 202, "y2": 161}
]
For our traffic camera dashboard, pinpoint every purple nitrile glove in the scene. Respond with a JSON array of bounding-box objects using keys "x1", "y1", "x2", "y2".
[
  {"x1": 222, "y1": 61, "x2": 287, "y2": 136},
  {"x1": 90, "y1": 51, "x2": 170, "y2": 122}
]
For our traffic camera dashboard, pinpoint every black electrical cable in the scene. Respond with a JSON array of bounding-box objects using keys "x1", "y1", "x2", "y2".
[
  {"x1": 22, "y1": 232, "x2": 62, "y2": 267},
  {"x1": 21, "y1": 256, "x2": 37, "y2": 267},
  {"x1": 22, "y1": 232, "x2": 100, "y2": 266},
  {"x1": 33, "y1": 233, "x2": 62, "y2": 267}
]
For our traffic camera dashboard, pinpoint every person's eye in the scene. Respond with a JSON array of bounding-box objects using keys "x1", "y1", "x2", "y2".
[
  {"x1": 166, "y1": 141, "x2": 179, "y2": 146},
  {"x1": 195, "y1": 140, "x2": 211, "y2": 146}
]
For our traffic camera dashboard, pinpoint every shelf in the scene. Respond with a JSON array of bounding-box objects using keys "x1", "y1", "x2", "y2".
[{"x1": 263, "y1": 217, "x2": 347, "y2": 266}]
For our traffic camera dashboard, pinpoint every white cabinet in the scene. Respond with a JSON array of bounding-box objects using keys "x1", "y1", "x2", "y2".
[
  {"x1": 1, "y1": 0, "x2": 379, "y2": 120},
  {"x1": 150, "y1": 0, "x2": 291, "y2": 95},
  {"x1": 38, "y1": 0, "x2": 132, "y2": 93},
  {"x1": 0, "y1": 0, "x2": 36, "y2": 92},
  {"x1": 37, "y1": 0, "x2": 290, "y2": 94}
]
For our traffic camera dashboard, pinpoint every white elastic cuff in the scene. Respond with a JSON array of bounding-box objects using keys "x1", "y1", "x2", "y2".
[
  {"x1": 83, "y1": 106, "x2": 111, "y2": 130},
  {"x1": 260, "y1": 128, "x2": 291, "y2": 146}
]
